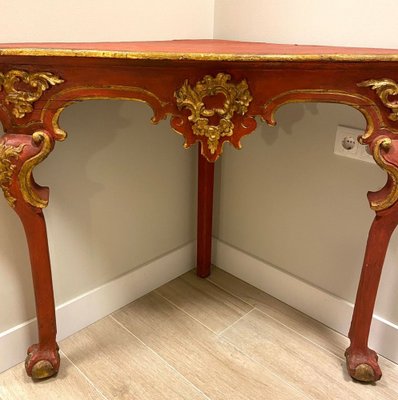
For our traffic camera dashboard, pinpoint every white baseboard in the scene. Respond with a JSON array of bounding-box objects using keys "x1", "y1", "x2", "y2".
[
  {"x1": 0, "y1": 242, "x2": 195, "y2": 374},
  {"x1": 212, "y1": 238, "x2": 398, "y2": 364}
]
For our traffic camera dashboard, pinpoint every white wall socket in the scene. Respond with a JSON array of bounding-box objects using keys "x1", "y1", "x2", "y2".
[{"x1": 334, "y1": 125, "x2": 374, "y2": 164}]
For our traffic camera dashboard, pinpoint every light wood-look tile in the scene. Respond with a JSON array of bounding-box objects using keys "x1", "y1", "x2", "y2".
[
  {"x1": 208, "y1": 267, "x2": 398, "y2": 381},
  {"x1": 221, "y1": 308, "x2": 398, "y2": 400},
  {"x1": 60, "y1": 316, "x2": 208, "y2": 400},
  {"x1": 207, "y1": 267, "x2": 349, "y2": 356},
  {"x1": 113, "y1": 292, "x2": 308, "y2": 400},
  {"x1": 2, "y1": 266, "x2": 398, "y2": 400},
  {"x1": 0, "y1": 355, "x2": 103, "y2": 400},
  {"x1": 155, "y1": 270, "x2": 253, "y2": 333}
]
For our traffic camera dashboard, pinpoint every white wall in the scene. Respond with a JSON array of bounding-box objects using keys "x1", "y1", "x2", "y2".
[
  {"x1": 0, "y1": 101, "x2": 197, "y2": 327},
  {"x1": 0, "y1": 0, "x2": 213, "y2": 342},
  {"x1": 214, "y1": 0, "x2": 398, "y2": 48},
  {"x1": 1, "y1": 0, "x2": 214, "y2": 42},
  {"x1": 214, "y1": 0, "x2": 398, "y2": 329}
]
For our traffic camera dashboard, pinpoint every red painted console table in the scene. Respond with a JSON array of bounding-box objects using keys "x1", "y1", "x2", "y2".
[{"x1": 0, "y1": 39, "x2": 398, "y2": 382}]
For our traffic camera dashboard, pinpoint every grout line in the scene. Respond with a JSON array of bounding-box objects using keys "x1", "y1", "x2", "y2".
[
  {"x1": 109, "y1": 315, "x2": 212, "y2": 400},
  {"x1": 183, "y1": 269, "x2": 253, "y2": 310},
  {"x1": 153, "y1": 291, "x2": 220, "y2": 335},
  {"x1": 252, "y1": 306, "x2": 347, "y2": 361},
  {"x1": 207, "y1": 274, "x2": 313, "y2": 397},
  {"x1": 60, "y1": 350, "x2": 109, "y2": 400},
  {"x1": 206, "y1": 275, "x2": 255, "y2": 309},
  {"x1": 208, "y1": 271, "x2": 346, "y2": 361},
  {"x1": 217, "y1": 309, "x2": 255, "y2": 337},
  {"x1": 217, "y1": 335, "x2": 313, "y2": 400},
  {"x1": 112, "y1": 295, "x2": 310, "y2": 400},
  {"x1": 155, "y1": 276, "x2": 310, "y2": 398}
]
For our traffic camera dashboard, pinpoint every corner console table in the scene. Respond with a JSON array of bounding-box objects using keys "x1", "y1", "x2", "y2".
[{"x1": 0, "y1": 39, "x2": 397, "y2": 383}]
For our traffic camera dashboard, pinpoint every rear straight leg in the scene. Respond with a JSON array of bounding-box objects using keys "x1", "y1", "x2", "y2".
[{"x1": 196, "y1": 147, "x2": 215, "y2": 278}]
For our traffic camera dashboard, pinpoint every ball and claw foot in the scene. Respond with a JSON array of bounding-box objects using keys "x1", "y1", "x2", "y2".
[
  {"x1": 345, "y1": 347, "x2": 382, "y2": 383},
  {"x1": 25, "y1": 343, "x2": 60, "y2": 380}
]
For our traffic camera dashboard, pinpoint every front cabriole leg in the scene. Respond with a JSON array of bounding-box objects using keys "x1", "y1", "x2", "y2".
[
  {"x1": 346, "y1": 136, "x2": 398, "y2": 382},
  {"x1": 0, "y1": 130, "x2": 59, "y2": 379}
]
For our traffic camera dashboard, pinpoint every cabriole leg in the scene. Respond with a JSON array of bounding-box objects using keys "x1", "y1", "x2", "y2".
[
  {"x1": 21, "y1": 208, "x2": 59, "y2": 380},
  {"x1": 0, "y1": 131, "x2": 59, "y2": 379},
  {"x1": 346, "y1": 136, "x2": 398, "y2": 382},
  {"x1": 345, "y1": 211, "x2": 398, "y2": 382}
]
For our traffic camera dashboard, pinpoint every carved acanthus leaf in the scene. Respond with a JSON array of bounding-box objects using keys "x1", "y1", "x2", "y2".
[
  {"x1": 0, "y1": 142, "x2": 24, "y2": 207},
  {"x1": 358, "y1": 78, "x2": 398, "y2": 121},
  {"x1": 0, "y1": 69, "x2": 64, "y2": 118}
]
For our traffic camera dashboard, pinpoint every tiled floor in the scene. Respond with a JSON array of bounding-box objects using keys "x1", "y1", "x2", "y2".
[{"x1": 1, "y1": 267, "x2": 398, "y2": 399}]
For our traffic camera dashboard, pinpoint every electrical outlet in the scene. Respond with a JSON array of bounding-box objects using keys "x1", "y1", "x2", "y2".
[{"x1": 334, "y1": 125, "x2": 374, "y2": 164}]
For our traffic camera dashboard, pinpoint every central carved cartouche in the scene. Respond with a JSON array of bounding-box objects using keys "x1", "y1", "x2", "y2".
[{"x1": 175, "y1": 73, "x2": 253, "y2": 154}]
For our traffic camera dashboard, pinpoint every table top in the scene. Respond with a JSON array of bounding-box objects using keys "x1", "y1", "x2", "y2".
[{"x1": 1, "y1": 40, "x2": 398, "y2": 62}]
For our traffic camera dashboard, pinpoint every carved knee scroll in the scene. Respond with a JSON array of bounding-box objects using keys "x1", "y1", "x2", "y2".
[
  {"x1": 367, "y1": 136, "x2": 398, "y2": 212},
  {"x1": 0, "y1": 130, "x2": 53, "y2": 211},
  {"x1": 357, "y1": 78, "x2": 398, "y2": 210}
]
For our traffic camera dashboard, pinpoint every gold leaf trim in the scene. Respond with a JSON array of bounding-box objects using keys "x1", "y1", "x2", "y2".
[
  {"x1": 358, "y1": 79, "x2": 398, "y2": 122},
  {"x1": 40, "y1": 85, "x2": 168, "y2": 142},
  {"x1": 370, "y1": 137, "x2": 398, "y2": 211},
  {"x1": 261, "y1": 88, "x2": 390, "y2": 142},
  {"x1": 175, "y1": 73, "x2": 252, "y2": 154},
  {"x1": 2, "y1": 47, "x2": 398, "y2": 63},
  {"x1": 0, "y1": 142, "x2": 24, "y2": 207},
  {"x1": 18, "y1": 131, "x2": 52, "y2": 208},
  {"x1": 0, "y1": 70, "x2": 64, "y2": 118}
]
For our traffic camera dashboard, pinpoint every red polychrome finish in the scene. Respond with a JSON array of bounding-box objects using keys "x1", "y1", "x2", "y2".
[{"x1": 1, "y1": 39, "x2": 398, "y2": 382}]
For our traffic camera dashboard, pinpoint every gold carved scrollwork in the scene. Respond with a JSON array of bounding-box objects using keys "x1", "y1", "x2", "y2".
[
  {"x1": 19, "y1": 131, "x2": 52, "y2": 209},
  {"x1": 357, "y1": 79, "x2": 398, "y2": 210},
  {"x1": 0, "y1": 69, "x2": 64, "y2": 118},
  {"x1": 0, "y1": 142, "x2": 24, "y2": 207},
  {"x1": 358, "y1": 79, "x2": 398, "y2": 122},
  {"x1": 370, "y1": 137, "x2": 398, "y2": 211},
  {"x1": 175, "y1": 73, "x2": 253, "y2": 154}
]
